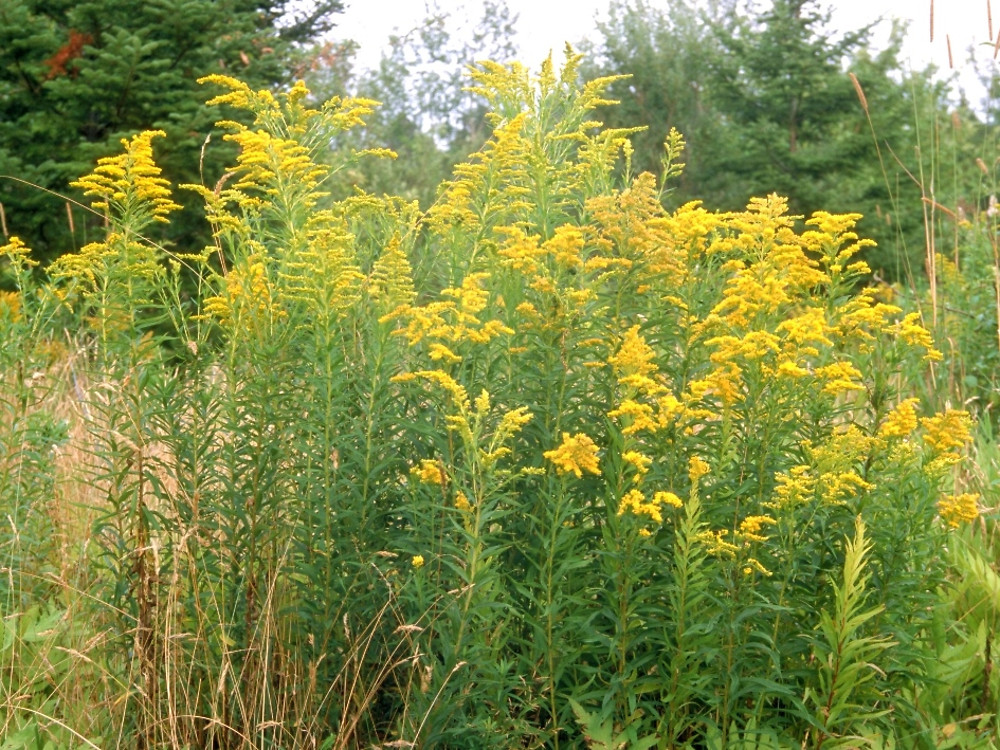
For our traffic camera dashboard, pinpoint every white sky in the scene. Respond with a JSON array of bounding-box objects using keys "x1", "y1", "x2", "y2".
[{"x1": 334, "y1": 0, "x2": 1000, "y2": 97}]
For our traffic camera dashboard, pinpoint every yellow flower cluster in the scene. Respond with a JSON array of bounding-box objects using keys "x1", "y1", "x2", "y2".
[
  {"x1": 0, "y1": 290, "x2": 21, "y2": 322},
  {"x1": 544, "y1": 432, "x2": 601, "y2": 478},
  {"x1": 71, "y1": 130, "x2": 181, "y2": 224},
  {"x1": 276, "y1": 227, "x2": 365, "y2": 317},
  {"x1": 413, "y1": 460, "x2": 446, "y2": 486},
  {"x1": 1, "y1": 236, "x2": 38, "y2": 270},
  {"x1": 618, "y1": 488, "x2": 682, "y2": 535},
  {"x1": 879, "y1": 398, "x2": 920, "y2": 438},
  {"x1": 895, "y1": 313, "x2": 943, "y2": 362},
  {"x1": 937, "y1": 493, "x2": 980, "y2": 527},
  {"x1": 622, "y1": 450, "x2": 652, "y2": 479},
  {"x1": 738, "y1": 515, "x2": 777, "y2": 543},
  {"x1": 370, "y1": 236, "x2": 417, "y2": 313},
  {"x1": 772, "y1": 465, "x2": 816, "y2": 509},
  {"x1": 392, "y1": 370, "x2": 470, "y2": 410},
  {"x1": 920, "y1": 410, "x2": 974, "y2": 460},
  {"x1": 393, "y1": 273, "x2": 513, "y2": 359},
  {"x1": 202, "y1": 256, "x2": 279, "y2": 326},
  {"x1": 608, "y1": 325, "x2": 659, "y2": 391},
  {"x1": 454, "y1": 491, "x2": 472, "y2": 512},
  {"x1": 688, "y1": 456, "x2": 711, "y2": 483}
]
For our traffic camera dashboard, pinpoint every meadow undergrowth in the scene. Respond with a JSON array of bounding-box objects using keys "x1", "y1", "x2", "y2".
[{"x1": 0, "y1": 49, "x2": 994, "y2": 749}]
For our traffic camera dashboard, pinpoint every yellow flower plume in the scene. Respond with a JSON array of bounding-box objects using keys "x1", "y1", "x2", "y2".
[{"x1": 544, "y1": 432, "x2": 601, "y2": 478}]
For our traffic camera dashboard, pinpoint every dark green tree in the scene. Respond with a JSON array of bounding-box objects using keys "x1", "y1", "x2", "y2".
[{"x1": 0, "y1": 0, "x2": 343, "y2": 262}]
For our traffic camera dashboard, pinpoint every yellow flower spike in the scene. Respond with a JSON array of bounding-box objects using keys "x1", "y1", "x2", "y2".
[
  {"x1": 0, "y1": 290, "x2": 22, "y2": 322},
  {"x1": 688, "y1": 456, "x2": 710, "y2": 483},
  {"x1": 696, "y1": 529, "x2": 740, "y2": 558},
  {"x1": 71, "y1": 130, "x2": 181, "y2": 225},
  {"x1": 771, "y1": 465, "x2": 816, "y2": 509},
  {"x1": 618, "y1": 488, "x2": 681, "y2": 528},
  {"x1": 622, "y1": 450, "x2": 652, "y2": 479},
  {"x1": 412, "y1": 555, "x2": 425, "y2": 569},
  {"x1": 609, "y1": 325, "x2": 658, "y2": 381},
  {"x1": 412, "y1": 460, "x2": 446, "y2": 486},
  {"x1": 879, "y1": 398, "x2": 921, "y2": 438},
  {"x1": 428, "y1": 343, "x2": 462, "y2": 364},
  {"x1": 544, "y1": 432, "x2": 601, "y2": 478},
  {"x1": 608, "y1": 399, "x2": 658, "y2": 435},
  {"x1": 656, "y1": 393, "x2": 685, "y2": 427},
  {"x1": 920, "y1": 410, "x2": 974, "y2": 458},
  {"x1": 894, "y1": 312, "x2": 943, "y2": 361},
  {"x1": 817, "y1": 471, "x2": 874, "y2": 505},
  {"x1": 738, "y1": 515, "x2": 777, "y2": 543},
  {"x1": 1, "y1": 236, "x2": 39, "y2": 269},
  {"x1": 497, "y1": 226, "x2": 545, "y2": 275},
  {"x1": 777, "y1": 307, "x2": 832, "y2": 348},
  {"x1": 937, "y1": 493, "x2": 980, "y2": 527},
  {"x1": 455, "y1": 492, "x2": 472, "y2": 512},
  {"x1": 474, "y1": 389, "x2": 491, "y2": 417},
  {"x1": 743, "y1": 558, "x2": 773, "y2": 577},
  {"x1": 543, "y1": 224, "x2": 585, "y2": 269},
  {"x1": 392, "y1": 370, "x2": 470, "y2": 411},
  {"x1": 814, "y1": 361, "x2": 864, "y2": 394},
  {"x1": 775, "y1": 359, "x2": 811, "y2": 379},
  {"x1": 496, "y1": 407, "x2": 534, "y2": 442},
  {"x1": 653, "y1": 491, "x2": 683, "y2": 509}
]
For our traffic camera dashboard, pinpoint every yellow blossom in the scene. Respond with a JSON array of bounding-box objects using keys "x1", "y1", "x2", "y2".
[
  {"x1": 622, "y1": 450, "x2": 652, "y2": 477},
  {"x1": 653, "y1": 490, "x2": 683, "y2": 508},
  {"x1": 920, "y1": 410, "x2": 974, "y2": 458},
  {"x1": 413, "y1": 460, "x2": 446, "y2": 486},
  {"x1": 543, "y1": 224, "x2": 586, "y2": 269},
  {"x1": 496, "y1": 406, "x2": 534, "y2": 443},
  {"x1": 895, "y1": 312, "x2": 943, "y2": 361},
  {"x1": 618, "y1": 488, "x2": 682, "y2": 530},
  {"x1": 818, "y1": 470, "x2": 873, "y2": 505},
  {"x1": 688, "y1": 456, "x2": 710, "y2": 483},
  {"x1": 737, "y1": 515, "x2": 777, "y2": 542},
  {"x1": 656, "y1": 393, "x2": 685, "y2": 427},
  {"x1": 412, "y1": 555, "x2": 425, "y2": 569},
  {"x1": 71, "y1": 130, "x2": 181, "y2": 223},
  {"x1": 775, "y1": 359, "x2": 811, "y2": 378},
  {"x1": 937, "y1": 493, "x2": 980, "y2": 527},
  {"x1": 743, "y1": 558, "x2": 773, "y2": 576},
  {"x1": 771, "y1": 465, "x2": 815, "y2": 509},
  {"x1": 392, "y1": 370, "x2": 470, "y2": 410},
  {"x1": 814, "y1": 361, "x2": 864, "y2": 394},
  {"x1": 777, "y1": 307, "x2": 832, "y2": 348},
  {"x1": 0, "y1": 290, "x2": 21, "y2": 322},
  {"x1": 608, "y1": 399, "x2": 658, "y2": 435},
  {"x1": 696, "y1": 529, "x2": 740, "y2": 558},
  {"x1": 879, "y1": 398, "x2": 920, "y2": 438},
  {"x1": 1, "y1": 236, "x2": 38, "y2": 269},
  {"x1": 455, "y1": 491, "x2": 472, "y2": 512},
  {"x1": 619, "y1": 488, "x2": 662, "y2": 522},
  {"x1": 544, "y1": 432, "x2": 601, "y2": 478},
  {"x1": 609, "y1": 325, "x2": 657, "y2": 381},
  {"x1": 429, "y1": 343, "x2": 462, "y2": 363}
]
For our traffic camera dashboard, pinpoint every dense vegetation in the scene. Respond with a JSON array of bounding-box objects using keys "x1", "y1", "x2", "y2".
[
  {"x1": 1, "y1": 1, "x2": 999, "y2": 748},
  {"x1": 0, "y1": 0, "x2": 343, "y2": 262}
]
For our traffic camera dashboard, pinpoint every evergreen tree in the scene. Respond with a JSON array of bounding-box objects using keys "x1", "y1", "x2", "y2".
[{"x1": 0, "y1": 0, "x2": 343, "y2": 262}]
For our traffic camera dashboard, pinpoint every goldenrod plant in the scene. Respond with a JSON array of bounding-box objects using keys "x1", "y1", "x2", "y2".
[{"x1": 0, "y1": 48, "x2": 990, "y2": 748}]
